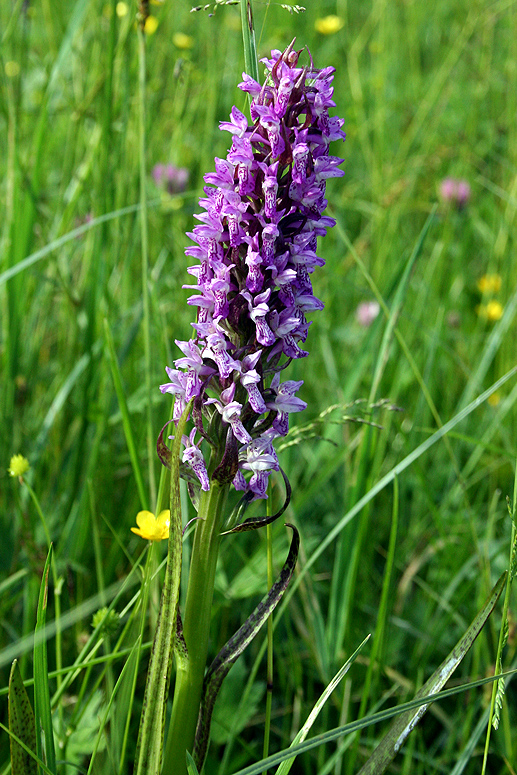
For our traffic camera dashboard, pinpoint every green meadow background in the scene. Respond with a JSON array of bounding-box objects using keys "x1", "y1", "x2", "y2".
[{"x1": 1, "y1": 0, "x2": 517, "y2": 772}]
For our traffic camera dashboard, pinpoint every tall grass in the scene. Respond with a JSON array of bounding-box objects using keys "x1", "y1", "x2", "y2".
[{"x1": 1, "y1": 0, "x2": 516, "y2": 773}]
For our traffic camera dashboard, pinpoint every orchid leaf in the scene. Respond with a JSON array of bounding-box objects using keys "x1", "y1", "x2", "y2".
[
  {"x1": 193, "y1": 524, "x2": 300, "y2": 769},
  {"x1": 134, "y1": 399, "x2": 193, "y2": 775},
  {"x1": 8, "y1": 660, "x2": 37, "y2": 775},
  {"x1": 221, "y1": 468, "x2": 291, "y2": 535},
  {"x1": 356, "y1": 571, "x2": 507, "y2": 775}
]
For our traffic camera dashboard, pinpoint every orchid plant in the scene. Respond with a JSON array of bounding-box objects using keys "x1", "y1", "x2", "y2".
[{"x1": 134, "y1": 36, "x2": 345, "y2": 775}]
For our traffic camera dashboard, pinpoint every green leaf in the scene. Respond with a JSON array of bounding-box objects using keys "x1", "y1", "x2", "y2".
[
  {"x1": 226, "y1": 669, "x2": 517, "y2": 775},
  {"x1": 356, "y1": 571, "x2": 507, "y2": 775},
  {"x1": 210, "y1": 661, "x2": 264, "y2": 745},
  {"x1": 8, "y1": 660, "x2": 37, "y2": 775},
  {"x1": 240, "y1": 0, "x2": 259, "y2": 83},
  {"x1": 186, "y1": 751, "x2": 201, "y2": 775},
  {"x1": 193, "y1": 525, "x2": 300, "y2": 770},
  {"x1": 275, "y1": 635, "x2": 370, "y2": 775},
  {"x1": 104, "y1": 317, "x2": 148, "y2": 511},
  {"x1": 33, "y1": 546, "x2": 56, "y2": 775}
]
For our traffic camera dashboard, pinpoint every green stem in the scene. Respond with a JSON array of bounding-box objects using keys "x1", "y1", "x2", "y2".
[
  {"x1": 137, "y1": 23, "x2": 156, "y2": 509},
  {"x1": 163, "y1": 479, "x2": 228, "y2": 774},
  {"x1": 263, "y1": 501, "x2": 274, "y2": 762},
  {"x1": 119, "y1": 541, "x2": 155, "y2": 774}
]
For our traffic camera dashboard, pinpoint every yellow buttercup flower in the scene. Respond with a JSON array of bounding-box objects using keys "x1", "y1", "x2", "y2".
[
  {"x1": 486, "y1": 300, "x2": 504, "y2": 321},
  {"x1": 8, "y1": 455, "x2": 30, "y2": 478},
  {"x1": 144, "y1": 15, "x2": 159, "y2": 34},
  {"x1": 315, "y1": 15, "x2": 345, "y2": 35},
  {"x1": 5, "y1": 61, "x2": 20, "y2": 78},
  {"x1": 116, "y1": 2, "x2": 128, "y2": 17},
  {"x1": 173, "y1": 32, "x2": 194, "y2": 49},
  {"x1": 487, "y1": 392, "x2": 500, "y2": 407},
  {"x1": 477, "y1": 274, "x2": 502, "y2": 294},
  {"x1": 131, "y1": 510, "x2": 170, "y2": 541}
]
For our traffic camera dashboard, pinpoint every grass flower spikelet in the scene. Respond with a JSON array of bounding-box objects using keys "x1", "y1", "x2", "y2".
[{"x1": 160, "y1": 41, "x2": 345, "y2": 500}]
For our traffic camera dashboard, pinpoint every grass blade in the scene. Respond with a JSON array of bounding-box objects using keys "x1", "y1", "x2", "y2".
[
  {"x1": 226, "y1": 670, "x2": 516, "y2": 775},
  {"x1": 356, "y1": 571, "x2": 507, "y2": 775},
  {"x1": 33, "y1": 547, "x2": 56, "y2": 775},
  {"x1": 275, "y1": 635, "x2": 370, "y2": 775},
  {"x1": 103, "y1": 317, "x2": 148, "y2": 510},
  {"x1": 240, "y1": 0, "x2": 259, "y2": 82}
]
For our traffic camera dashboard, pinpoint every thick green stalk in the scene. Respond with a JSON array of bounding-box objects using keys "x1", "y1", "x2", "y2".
[
  {"x1": 163, "y1": 479, "x2": 228, "y2": 774},
  {"x1": 263, "y1": 505, "x2": 274, "y2": 760}
]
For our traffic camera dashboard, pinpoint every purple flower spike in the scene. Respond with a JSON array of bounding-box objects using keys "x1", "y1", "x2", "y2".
[{"x1": 160, "y1": 41, "x2": 345, "y2": 498}]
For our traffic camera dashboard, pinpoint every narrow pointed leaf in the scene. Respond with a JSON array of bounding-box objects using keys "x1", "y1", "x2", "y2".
[
  {"x1": 134, "y1": 399, "x2": 193, "y2": 775},
  {"x1": 221, "y1": 468, "x2": 291, "y2": 535},
  {"x1": 356, "y1": 571, "x2": 507, "y2": 775},
  {"x1": 33, "y1": 546, "x2": 56, "y2": 774},
  {"x1": 104, "y1": 317, "x2": 148, "y2": 510},
  {"x1": 227, "y1": 670, "x2": 516, "y2": 775},
  {"x1": 275, "y1": 635, "x2": 371, "y2": 775},
  {"x1": 8, "y1": 660, "x2": 37, "y2": 775},
  {"x1": 193, "y1": 525, "x2": 300, "y2": 769},
  {"x1": 240, "y1": 0, "x2": 259, "y2": 83},
  {"x1": 186, "y1": 751, "x2": 201, "y2": 775}
]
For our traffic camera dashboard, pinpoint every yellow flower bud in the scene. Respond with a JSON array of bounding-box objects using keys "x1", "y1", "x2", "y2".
[{"x1": 8, "y1": 455, "x2": 30, "y2": 478}]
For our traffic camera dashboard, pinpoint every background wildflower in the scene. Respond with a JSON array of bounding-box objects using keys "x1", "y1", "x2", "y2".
[
  {"x1": 355, "y1": 300, "x2": 380, "y2": 327},
  {"x1": 477, "y1": 274, "x2": 502, "y2": 294},
  {"x1": 5, "y1": 61, "x2": 20, "y2": 78},
  {"x1": 439, "y1": 177, "x2": 471, "y2": 208},
  {"x1": 131, "y1": 509, "x2": 170, "y2": 540},
  {"x1": 152, "y1": 164, "x2": 189, "y2": 194},
  {"x1": 144, "y1": 15, "x2": 159, "y2": 34},
  {"x1": 477, "y1": 301, "x2": 504, "y2": 321},
  {"x1": 8, "y1": 454, "x2": 30, "y2": 478},
  {"x1": 485, "y1": 300, "x2": 504, "y2": 321},
  {"x1": 487, "y1": 392, "x2": 501, "y2": 407},
  {"x1": 173, "y1": 32, "x2": 194, "y2": 49},
  {"x1": 315, "y1": 15, "x2": 345, "y2": 35}
]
